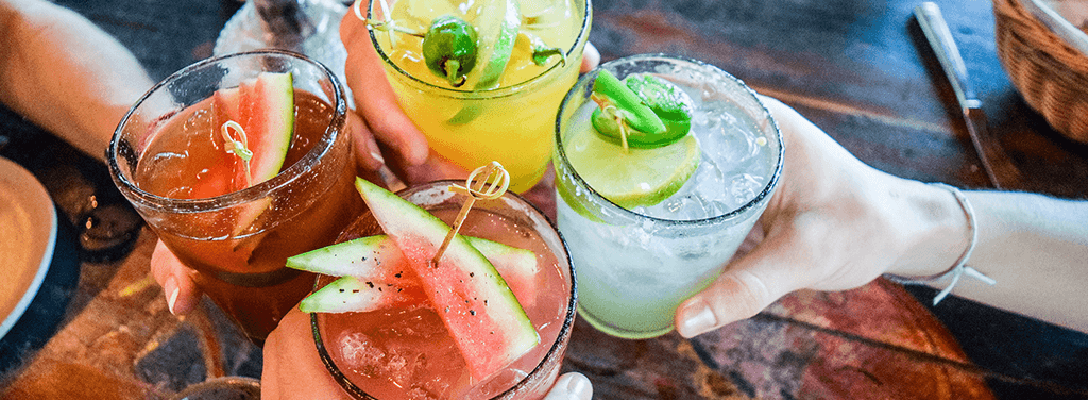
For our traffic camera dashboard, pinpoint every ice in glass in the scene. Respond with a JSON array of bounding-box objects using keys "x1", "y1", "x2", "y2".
[
  {"x1": 553, "y1": 54, "x2": 784, "y2": 339},
  {"x1": 357, "y1": 0, "x2": 592, "y2": 192},
  {"x1": 108, "y1": 50, "x2": 362, "y2": 343}
]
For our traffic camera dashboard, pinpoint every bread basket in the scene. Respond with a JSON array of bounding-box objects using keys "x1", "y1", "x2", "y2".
[{"x1": 993, "y1": 0, "x2": 1088, "y2": 143}]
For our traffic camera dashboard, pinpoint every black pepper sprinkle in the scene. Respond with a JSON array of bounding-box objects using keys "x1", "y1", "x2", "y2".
[
  {"x1": 365, "y1": 281, "x2": 375, "y2": 288},
  {"x1": 353, "y1": 289, "x2": 360, "y2": 294},
  {"x1": 339, "y1": 289, "x2": 345, "y2": 293},
  {"x1": 470, "y1": 272, "x2": 475, "y2": 278},
  {"x1": 470, "y1": 310, "x2": 476, "y2": 316},
  {"x1": 395, "y1": 272, "x2": 403, "y2": 278}
]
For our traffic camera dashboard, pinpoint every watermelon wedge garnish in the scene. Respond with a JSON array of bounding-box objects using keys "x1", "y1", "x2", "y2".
[
  {"x1": 289, "y1": 234, "x2": 540, "y2": 311},
  {"x1": 353, "y1": 178, "x2": 539, "y2": 382},
  {"x1": 300, "y1": 276, "x2": 423, "y2": 314},
  {"x1": 211, "y1": 71, "x2": 295, "y2": 236}
]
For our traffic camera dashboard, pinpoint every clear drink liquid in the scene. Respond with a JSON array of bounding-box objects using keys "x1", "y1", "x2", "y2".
[{"x1": 554, "y1": 54, "x2": 783, "y2": 339}]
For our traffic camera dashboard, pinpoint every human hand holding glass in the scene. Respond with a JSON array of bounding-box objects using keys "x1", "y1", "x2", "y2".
[{"x1": 674, "y1": 96, "x2": 1088, "y2": 337}]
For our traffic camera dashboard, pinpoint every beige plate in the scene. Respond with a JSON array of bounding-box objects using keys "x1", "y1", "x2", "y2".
[{"x1": 0, "y1": 156, "x2": 56, "y2": 338}]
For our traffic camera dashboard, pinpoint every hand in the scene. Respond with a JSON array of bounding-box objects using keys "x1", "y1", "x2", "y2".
[
  {"x1": 338, "y1": 12, "x2": 600, "y2": 187},
  {"x1": 674, "y1": 97, "x2": 969, "y2": 337},
  {"x1": 260, "y1": 307, "x2": 593, "y2": 400}
]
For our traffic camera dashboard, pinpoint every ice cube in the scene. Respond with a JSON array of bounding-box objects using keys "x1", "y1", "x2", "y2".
[{"x1": 337, "y1": 332, "x2": 384, "y2": 378}]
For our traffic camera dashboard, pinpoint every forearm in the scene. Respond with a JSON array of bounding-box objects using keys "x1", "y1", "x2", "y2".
[
  {"x1": 890, "y1": 188, "x2": 1088, "y2": 331},
  {"x1": 954, "y1": 191, "x2": 1088, "y2": 331},
  {"x1": 0, "y1": 0, "x2": 153, "y2": 162}
]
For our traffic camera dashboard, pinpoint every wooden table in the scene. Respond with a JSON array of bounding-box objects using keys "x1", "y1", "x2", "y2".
[{"x1": 2, "y1": 0, "x2": 1087, "y2": 398}]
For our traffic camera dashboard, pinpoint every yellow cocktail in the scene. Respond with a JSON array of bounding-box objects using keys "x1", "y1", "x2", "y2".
[{"x1": 363, "y1": 0, "x2": 592, "y2": 192}]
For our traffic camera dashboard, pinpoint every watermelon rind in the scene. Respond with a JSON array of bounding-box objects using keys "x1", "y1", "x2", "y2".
[
  {"x1": 299, "y1": 276, "x2": 412, "y2": 314},
  {"x1": 287, "y1": 235, "x2": 408, "y2": 281},
  {"x1": 353, "y1": 178, "x2": 539, "y2": 382},
  {"x1": 244, "y1": 71, "x2": 294, "y2": 186}
]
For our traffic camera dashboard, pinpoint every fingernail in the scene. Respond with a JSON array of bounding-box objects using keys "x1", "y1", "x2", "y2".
[
  {"x1": 165, "y1": 276, "x2": 179, "y2": 315},
  {"x1": 562, "y1": 373, "x2": 591, "y2": 399},
  {"x1": 369, "y1": 151, "x2": 386, "y2": 164},
  {"x1": 678, "y1": 299, "x2": 716, "y2": 338}
]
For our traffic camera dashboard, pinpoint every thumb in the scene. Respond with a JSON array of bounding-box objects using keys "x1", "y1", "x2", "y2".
[
  {"x1": 674, "y1": 230, "x2": 809, "y2": 338},
  {"x1": 542, "y1": 372, "x2": 592, "y2": 400}
]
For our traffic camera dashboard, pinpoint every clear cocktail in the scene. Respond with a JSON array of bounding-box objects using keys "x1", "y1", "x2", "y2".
[
  {"x1": 356, "y1": 0, "x2": 592, "y2": 192},
  {"x1": 307, "y1": 180, "x2": 576, "y2": 399},
  {"x1": 553, "y1": 54, "x2": 784, "y2": 339},
  {"x1": 108, "y1": 50, "x2": 362, "y2": 343}
]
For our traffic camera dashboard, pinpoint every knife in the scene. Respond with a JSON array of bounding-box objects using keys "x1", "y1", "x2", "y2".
[{"x1": 914, "y1": 2, "x2": 1024, "y2": 189}]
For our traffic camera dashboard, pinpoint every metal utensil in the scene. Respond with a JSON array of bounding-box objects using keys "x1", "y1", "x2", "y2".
[{"x1": 915, "y1": 2, "x2": 1024, "y2": 189}]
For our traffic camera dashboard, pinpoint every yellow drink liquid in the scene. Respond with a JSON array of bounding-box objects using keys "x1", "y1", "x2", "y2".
[{"x1": 368, "y1": 0, "x2": 591, "y2": 192}]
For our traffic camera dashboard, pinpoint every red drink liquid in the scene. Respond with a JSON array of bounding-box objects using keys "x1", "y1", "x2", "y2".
[{"x1": 314, "y1": 183, "x2": 575, "y2": 400}]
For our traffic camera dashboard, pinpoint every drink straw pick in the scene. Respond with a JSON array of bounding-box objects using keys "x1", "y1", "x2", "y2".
[{"x1": 431, "y1": 162, "x2": 510, "y2": 267}]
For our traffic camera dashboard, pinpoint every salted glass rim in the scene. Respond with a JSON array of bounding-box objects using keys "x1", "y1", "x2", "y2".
[
  {"x1": 554, "y1": 53, "x2": 785, "y2": 227},
  {"x1": 107, "y1": 49, "x2": 347, "y2": 212},
  {"x1": 366, "y1": 0, "x2": 592, "y2": 100},
  {"x1": 310, "y1": 180, "x2": 578, "y2": 400}
]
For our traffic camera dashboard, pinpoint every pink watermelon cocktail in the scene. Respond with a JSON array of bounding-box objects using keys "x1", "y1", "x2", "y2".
[{"x1": 311, "y1": 181, "x2": 576, "y2": 400}]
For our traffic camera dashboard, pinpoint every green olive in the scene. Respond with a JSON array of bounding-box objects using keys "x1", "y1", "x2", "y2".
[{"x1": 422, "y1": 15, "x2": 478, "y2": 87}]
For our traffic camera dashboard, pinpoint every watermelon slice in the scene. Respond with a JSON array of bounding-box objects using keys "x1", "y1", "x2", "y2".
[
  {"x1": 300, "y1": 276, "x2": 419, "y2": 314},
  {"x1": 212, "y1": 72, "x2": 294, "y2": 236},
  {"x1": 288, "y1": 234, "x2": 539, "y2": 310},
  {"x1": 353, "y1": 178, "x2": 539, "y2": 382},
  {"x1": 235, "y1": 71, "x2": 294, "y2": 187}
]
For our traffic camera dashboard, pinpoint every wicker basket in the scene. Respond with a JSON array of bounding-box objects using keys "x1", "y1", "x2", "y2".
[{"x1": 993, "y1": 0, "x2": 1088, "y2": 143}]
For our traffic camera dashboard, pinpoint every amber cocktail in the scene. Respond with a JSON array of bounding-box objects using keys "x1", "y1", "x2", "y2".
[{"x1": 108, "y1": 50, "x2": 362, "y2": 343}]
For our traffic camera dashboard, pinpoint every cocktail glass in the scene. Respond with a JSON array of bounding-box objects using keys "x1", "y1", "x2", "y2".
[
  {"x1": 553, "y1": 54, "x2": 784, "y2": 339},
  {"x1": 360, "y1": 0, "x2": 592, "y2": 193},
  {"x1": 108, "y1": 50, "x2": 362, "y2": 344},
  {"x1": 311, "y1": 180, "x2": 576, "y2": 399}
]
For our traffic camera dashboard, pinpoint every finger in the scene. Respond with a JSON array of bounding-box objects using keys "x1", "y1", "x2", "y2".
[
  {"x1": 339, "y1": 13, "x2": 430, "y2": 166},
  {"x1": 345, "y1": 110, "x2": 385, "y2": 171},
  {"x1": 149, "y1": 240, "x2": 201, "y2": 315},
  {"x1": 395, "y1": 149, "x2": 471, "y2": 186},
  {"x1": 542, "y1": 372, "x2": 593, "y2": 400},
  {"x1": 675, "y1": 228, "x2": 810, "y2": 338},
  {"x1": 579, "y1": 42, "x2": 600, "y2": 73}
]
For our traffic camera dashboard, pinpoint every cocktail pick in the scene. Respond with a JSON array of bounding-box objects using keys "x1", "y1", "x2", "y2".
[{"x1": 430, "y1": 162, "x2": 510, "y2": 267}]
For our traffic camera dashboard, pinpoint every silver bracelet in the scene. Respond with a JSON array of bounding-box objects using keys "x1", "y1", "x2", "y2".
[{"x1": 883, "y1": 183, "x2": 996, "y2": 305}]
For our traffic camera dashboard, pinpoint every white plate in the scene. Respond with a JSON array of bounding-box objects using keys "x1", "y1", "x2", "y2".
[{"x1": 0, "y1": 157, "x2": 56, "y2": 339}]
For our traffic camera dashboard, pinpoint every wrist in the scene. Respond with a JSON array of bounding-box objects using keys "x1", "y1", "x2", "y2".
[{"x1": 885, "y1": 180, "x2": 972, "y2": 278}]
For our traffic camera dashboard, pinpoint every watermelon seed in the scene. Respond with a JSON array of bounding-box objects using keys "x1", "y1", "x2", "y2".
[
  {"x1": 470, "y1": 272, "x2": 475, "y2": 278},
  {"x1": 470, "y1": 310, "x2": 476, "y2": 316}
]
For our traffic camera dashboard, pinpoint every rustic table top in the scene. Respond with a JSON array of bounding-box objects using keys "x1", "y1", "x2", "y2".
[{"x1": 2, "y1": 0, "x2": 1087, "y2": 399}]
